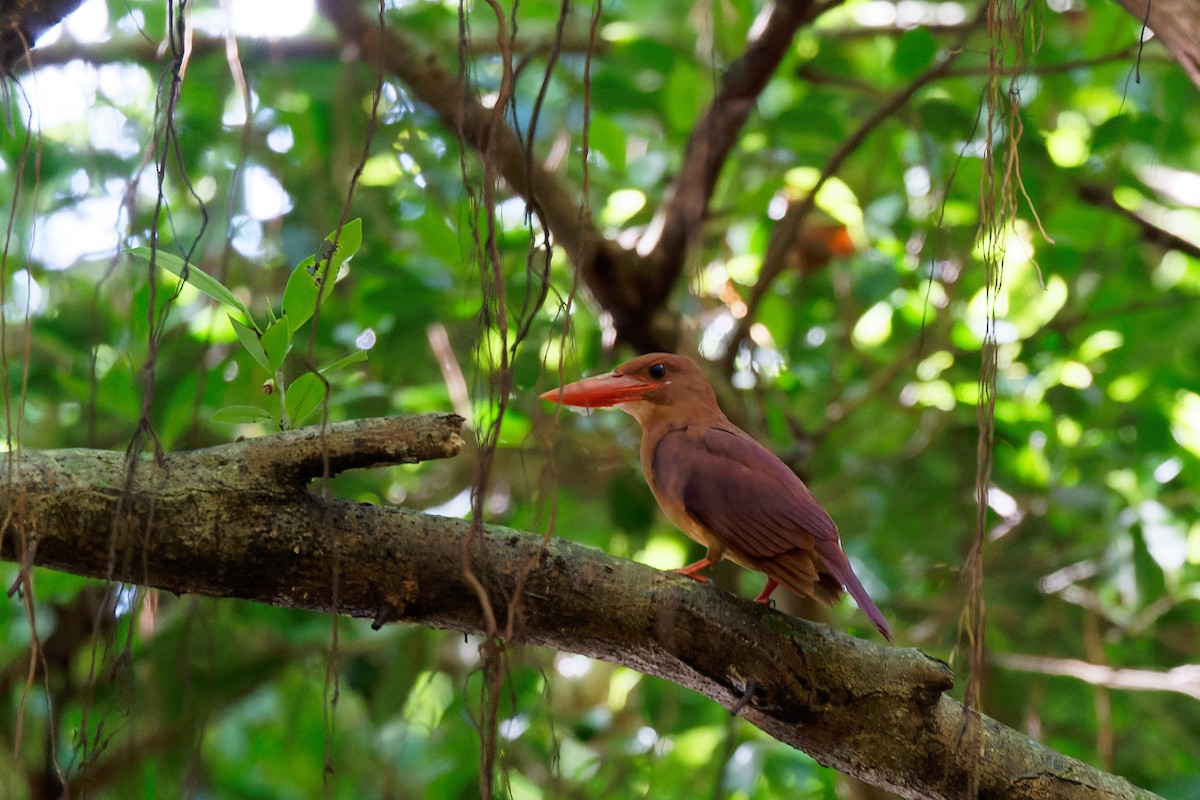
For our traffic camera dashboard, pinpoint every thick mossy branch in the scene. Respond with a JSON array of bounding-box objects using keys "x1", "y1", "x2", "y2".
[{"x1": 0, "y1": 414, "x2": 1160, "y2": 800}]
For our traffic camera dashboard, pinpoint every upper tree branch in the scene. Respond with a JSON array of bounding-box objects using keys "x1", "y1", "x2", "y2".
[
  {"x1": 237, "y1": 413, "x2": 466, "y2": 482},
  {"x1": 995, "y1": 653, "x2": 1200, "y2": 701},
  {"x1": 0, "y1": 415, "x2": 1161, "y2": 800},
  {"x1": 315, "y1": 0, "x2": 591, "y2": 264},
  {"x1": 13, "y1": 33, "x2": 606, "y2": 72},
  {"x1": 644, "y1": 0, "x2": 820, "y2": 294},
  {"x1": 315, "y1": 0, "x2": 677, "y2": 352},
  {"x1": 0, "y1": 0, "x2": 82, "y2": 73}
]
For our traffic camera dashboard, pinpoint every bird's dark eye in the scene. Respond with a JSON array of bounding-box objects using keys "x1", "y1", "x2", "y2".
[{"x1": 649, "y1": 363, "x2": 666, "y2": 380}]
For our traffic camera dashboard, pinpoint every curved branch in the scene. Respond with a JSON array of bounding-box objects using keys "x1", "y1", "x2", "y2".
[
  {"x1": 0, "y1": 0, "x2": 82, "y2": 73},
  {"x1": 13, "y1": 32, "x2": 607, "y2": 73},
  {"x1": 315, "y1": 0, "x2": 676, "y2": 352},
  {"x1": 315, "y1": 0, "x2": 590, "y2": 264},
  {"x1": 644, "y1": 0, "x2": 820, "y2": 292},
  {"x1": 1078, "y1": 184, "x2": 1200, "y2": 259},
  {"x1": 0, "y1": 415, "x2": 1161, "y2": 800}
]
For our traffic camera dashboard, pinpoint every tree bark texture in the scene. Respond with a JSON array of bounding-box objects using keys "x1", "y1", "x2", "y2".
[
  {"x1": 0, "y1": 0, "x2": 83, "y2": 72},
  {"x1": 1112, "y1": 0, "x2": 1200, "y2": 90},
  {"x1": 0, "y1": 415, "x2": 1162, "y2": 800}
]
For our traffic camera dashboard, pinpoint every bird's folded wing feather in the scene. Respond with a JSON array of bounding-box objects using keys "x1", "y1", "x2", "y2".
[
  {"x1": 652, "y1": 426, "x2": 839, "y2": 558},
  {"x1": 654, "y1": 425, "x2": 893, "y2": 640}
]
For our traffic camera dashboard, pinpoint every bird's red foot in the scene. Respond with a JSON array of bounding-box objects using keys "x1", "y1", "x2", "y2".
[
  {"x1": 673, "y1": 557, "x2": 719, "y2": 584},
  {"x1": 753, "y1": 578, "x2": 779, "y2": 604}
]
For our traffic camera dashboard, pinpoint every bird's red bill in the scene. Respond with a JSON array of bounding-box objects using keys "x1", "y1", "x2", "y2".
[{"x1": 540, "y1": 373, "x2": 651, "y2": 408}]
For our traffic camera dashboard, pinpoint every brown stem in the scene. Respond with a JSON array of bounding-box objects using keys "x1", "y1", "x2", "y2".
[{"x1": 1078, "y1": 184, "x2": 1200, "y2": 260}]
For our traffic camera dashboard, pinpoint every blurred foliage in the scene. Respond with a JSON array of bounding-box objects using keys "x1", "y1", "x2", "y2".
[{"x1": 2, "y1": 0, "x2": 1199, "y2": 798}]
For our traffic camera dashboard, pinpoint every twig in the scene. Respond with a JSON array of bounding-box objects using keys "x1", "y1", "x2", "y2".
[
  {"x1": 994, "y1": 654, "x2": 1200, "y2": 701},
  {"x1": 723, "y1": 7, "x2": 987, "y2": 373},
  {"x1": 1078, "y1": 184, "x2": 1200, "y2": 260}
]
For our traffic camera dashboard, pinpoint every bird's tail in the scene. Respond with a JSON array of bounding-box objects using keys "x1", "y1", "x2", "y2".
[
  {"x1": 816, "y1": 541, "x2": 892, "y2": 641},
  {"x1": 765, "y1": 545, "x2": 893, "y2": 642},
  {"x1": 770, "y1": 551, "x2": 843, "y2": 605}
]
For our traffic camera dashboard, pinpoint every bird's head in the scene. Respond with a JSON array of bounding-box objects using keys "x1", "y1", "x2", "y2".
[{"x1": 540, "y1": 353, "x2": 719, "y2": 425}]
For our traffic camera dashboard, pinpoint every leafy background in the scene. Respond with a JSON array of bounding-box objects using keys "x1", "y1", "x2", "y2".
[{"x1": 1, "y1": 0, "x2": 1198, "y2": 797}]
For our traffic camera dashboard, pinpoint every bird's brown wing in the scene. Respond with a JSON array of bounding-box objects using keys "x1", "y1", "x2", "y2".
[
  {"x1": 653, "y1": 425, "x2": 892, "y2": 640},
  {"x1": 653, "y1": 426, "x2": 839, "y2": 556}
]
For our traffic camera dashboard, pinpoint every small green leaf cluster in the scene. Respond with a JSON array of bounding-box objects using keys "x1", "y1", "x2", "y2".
[{"x1": 130, "y1": 218, "x2": 366, "y2": 429}]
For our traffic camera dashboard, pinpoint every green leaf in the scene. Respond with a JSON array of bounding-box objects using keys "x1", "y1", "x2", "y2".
[
  {"x1": 281, "y1": 261, "x2": 320, "y2": 335},
  {"x1": 893, "y1": 28, "x2": 937, "y2": 79},
  {"x1": 261, "y1": 318, "x2": 292, "y2": 373},
  {"x1": 914, "y1": 98, "x2": 974, "y2": 142},
  {"x1": 319, "y1": 349, "x2": 369, "y2": 374},
  {"x1": 284, "y1": 372, "x2": 328, "y2": 428},
  {"x1": 327, "y1": 217, "x2": 362, "y2": 270},
  {"x1": 211, "y1": 405, "x2": 274, "y2": 425},
  {"x1": 415, "y1": 207, "x2": 461, "y2": 261},
  {"x1": 230, "y1": 315, "x2": 272, "y2": 373},
  {"x1": 285, "y1": 218, "x2": 362, "y2": 334},
  {"x1": 607, "y1": 466, "x2": 655, "y2": 537},
  {"x1": 588, "y1": 114, "x2": 627, "y2": 173},
  {"x1": 129, "y1": 247, "x2": 254, "y2": 323},
  {"x1": 663, "y1": 60, "x2": 708, "y2": 135}
]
